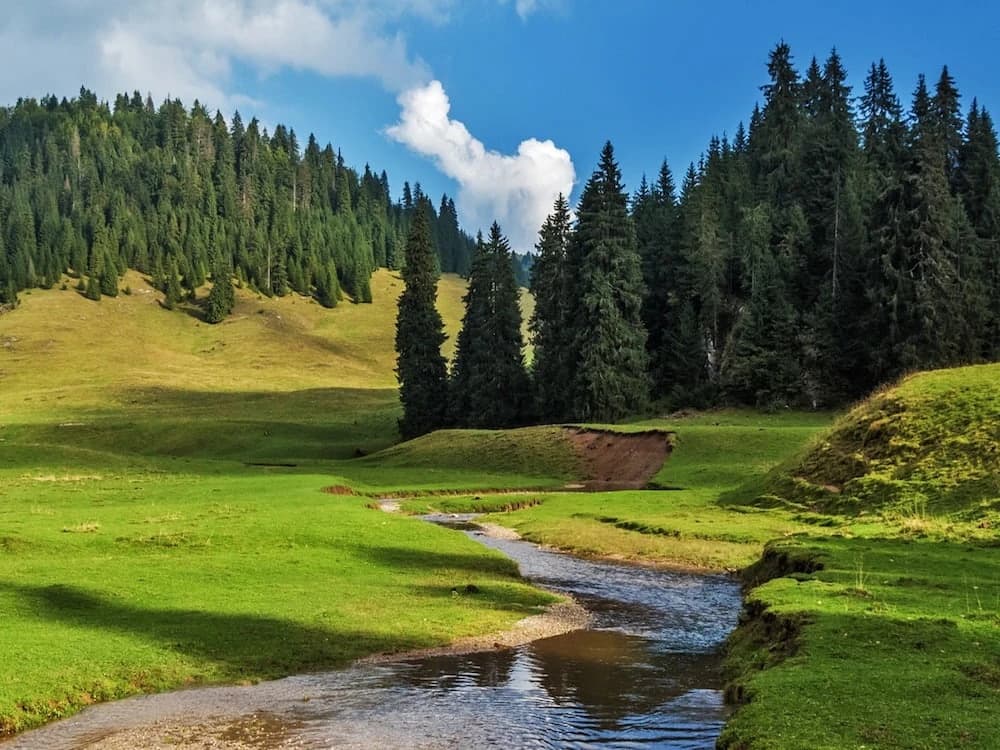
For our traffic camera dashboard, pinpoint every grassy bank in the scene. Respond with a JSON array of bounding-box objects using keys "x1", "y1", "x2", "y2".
[
  {"x1": 402, "y1": 410, "x2": 837, "y2": 570},
  {"x1": 3, "y1": 273, "x2": 998, "y2": 747},
  {"x1": 401, "y1": 368, "x2": 1000, "y2": 749},
  {"x1": 0, "y1": 271, "x2": 562, "y2": 735}
]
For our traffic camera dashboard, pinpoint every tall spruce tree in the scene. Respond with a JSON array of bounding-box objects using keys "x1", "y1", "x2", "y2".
[
  {"x1": 529, "y1": 194, "x2": 574, "y2": 421},
  {"x1": 205, "y1": 264, "x2": 235, "y2": 323},
  {"x1": 889, "y1": 75, "x2": 962, "y2": 371},
  {"x1": 797, "y1": 49, "x2": 866, "y2": 400},
  {"x1": 633, "y1": 161, "x2": 683, "y2": 398},
  {"x1": 859, "y1": 58, "x2": 909, "y2": 385},
  {"x1": 451, "y1": 223, "x2": 530, "y2": 428},
  {"x1": 959, "y1": 103, "x2": 1000, "y2": 357},
  {"x1": 664, "y1": 163, "x2": 711, "y2": 403},
  {"x1": 566, "y1": 142, "x2": 650, "y2": 421},
  {"x1": 395, "y1": 202, "x2": 449, "y2": 439}
]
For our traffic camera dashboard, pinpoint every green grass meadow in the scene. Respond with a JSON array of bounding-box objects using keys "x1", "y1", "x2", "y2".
[
  {"x1": 0, "y1": 272, "x2": 559, "y2": 734},
  {"x1": 402, "y1": 370, "x2": 1000, "y2": 750},
  {"x1": 2, "y1": 273, "x2": 998, "y2": 748}
]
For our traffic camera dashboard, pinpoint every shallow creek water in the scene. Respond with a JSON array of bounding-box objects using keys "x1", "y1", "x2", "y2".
[{"x1": 5, "y1": 516, "x2": 743, "y2": 749}]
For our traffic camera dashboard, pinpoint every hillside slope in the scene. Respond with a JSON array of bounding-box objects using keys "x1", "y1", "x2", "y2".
[
  {"x1": 1, "y1": 269, "x2": 532, "y2": 461},
  {"x1": 756, "y1": 363, "x2": 1000, "y2": 521}
]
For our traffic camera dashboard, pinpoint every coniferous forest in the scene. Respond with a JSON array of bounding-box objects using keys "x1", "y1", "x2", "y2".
[
  {"x1": 1, "y1": 44, "x2": 999, "y2": 434},
  {"x1": 528, "y1": 44, "x2": 1000, "y2": 421},
  {"x1": 0, "y1": 88, "x2": 479, "y2": 310},
  {"x1": 399, "y1": 43, "x2": 1000, "y2": 435}
]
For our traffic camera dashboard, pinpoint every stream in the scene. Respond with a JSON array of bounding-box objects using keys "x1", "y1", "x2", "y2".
[{"x1": 4, "y1": 515, "x2": 743, "y2": 749}]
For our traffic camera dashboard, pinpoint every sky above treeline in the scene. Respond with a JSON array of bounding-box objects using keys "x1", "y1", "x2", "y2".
[{"x1": 4, "y1": 0, "x2": 999, "y2": 251}]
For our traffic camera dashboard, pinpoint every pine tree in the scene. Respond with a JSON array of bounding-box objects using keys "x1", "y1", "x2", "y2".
[
  {"x1": 797, "y1": 49, "x2": 865, "y2": 400},
  {"x1": 85, "y1": 274, "x2": 101, "y2": 301},
  {"x1": 315, "y1": 264, "x2": 340, "y2": 309},
  {"x1": 859, "y1": 58, "x2": 909, "y2": 385},
  {"x1": 566, "y1": 142, "x2": 650, "y2": 421},
  {"x1": 932, "y1": 66, "x2": 965, "y2": 189},
  {"x1": 886, "y1": 75, "x2": 962, "y2": 372},
  {"x1": 665, "y1": 163, "x2": 711, "y2": 402},
  {"x1": 395, "y1": 203, "x2": 449, "y2": 439},
  {"x1": 633, "y1": 160, "x2": 681, "y2": 398},
  {"x1": 205, "y1": 265, "x2": 235, "y2": 323},
  {"x1": 722, "y1": 243, "x2": 802, "y2": 407},
  {"x1": 451, "y1": 224, "x2": 530, "y2": 428},
  {"x1": 163, "y1": 258, "x2": 183, "y2": 310},
  {"x1": 958, "y1": 103, "x2": 1000, "y2": 357},
  {"x1": 529, "y1": 194, "x2": 573, "y2": 421},
  {"x1": 99, "y1": 249, "x2": 119, "y2": 298}
]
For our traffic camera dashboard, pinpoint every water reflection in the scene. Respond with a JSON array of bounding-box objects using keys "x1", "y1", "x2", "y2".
[{"x1": 4, "y1": 520, "x2": 742, "y2": 749}]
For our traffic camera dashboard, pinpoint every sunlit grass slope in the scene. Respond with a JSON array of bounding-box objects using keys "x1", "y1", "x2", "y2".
[
  {"x1": 337, "y1": 426, "x2": 581, "y2": 493},
  {"x1": 0, "y1": 269, "x2": 557, "y2": 735},
  {"x1": 717, "y1": 367, "x2": 1000, "y2": 750},
  {"x1": 758, "y1": 363, "x2": 1000, "y2": 522},
  {"x1": 2, "y1": 269, "x2": 528, "y2": 461}
]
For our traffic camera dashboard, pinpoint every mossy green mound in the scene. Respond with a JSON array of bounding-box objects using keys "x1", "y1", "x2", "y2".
[{"x1": 760, "y1": 363, "x2": 1000, "y2": 521}]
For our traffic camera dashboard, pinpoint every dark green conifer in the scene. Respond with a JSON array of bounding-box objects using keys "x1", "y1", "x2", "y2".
[
  {"x1": 205, "y1": 265, "x2": 235, "y2": 323},
  {"x1": 395, "y1": 203, "x2": 449, "y2": 439},
  {"x1": 633, "y1": 161, "x2": 681, "y2": 398},
  {"x1": 85, "y1": 274, "x2": 101, "y2": 301},
  {"x1": 315, "y1": 265, "x2": 340, "y2": 309},
  {"x1": 566, "y1": 142, "x2": 650, "y2": 422},
  {"x1": 163, "y1": 259, "x2": 183, "y2": 310},
  {"x1": 529, "y1": 194, "x2": 573, "y2": 421},
  {"x1": 451, "y1": 223, "x2": 530, "y2": 428}
]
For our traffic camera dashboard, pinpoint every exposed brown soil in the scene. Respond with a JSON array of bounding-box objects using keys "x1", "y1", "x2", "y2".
[
  {"x1": 564, "y1": 427, "x2": 673, "y2": 490},
  {"x1": 320, "y1": 485, "x2": 355, "y2": 495}
]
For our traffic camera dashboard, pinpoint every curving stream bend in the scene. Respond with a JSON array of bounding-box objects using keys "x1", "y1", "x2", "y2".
[{"x1": 4, "y1": 515, "x2": 742, "y2": 749}]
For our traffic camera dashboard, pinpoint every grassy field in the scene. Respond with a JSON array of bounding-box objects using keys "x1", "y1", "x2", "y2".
[
  {"x1": 402, "y1": 410, "x2": 837, "y2": 570},
  {"x1": 3, "y1": 273, "x2": 998, "y2": 748},
  {"x1": 0, "y1": 271, "x2": 560, "y2": 735},
  {"x1": 402, "y1": 368, "x2": 1000, "y2": 750}
]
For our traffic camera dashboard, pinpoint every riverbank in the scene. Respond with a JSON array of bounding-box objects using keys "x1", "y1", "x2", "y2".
[
  {"x1": 4, "y1": 515, "x2": 740, "y2": 749},
  {"x1": 416, "y1": 371, "x2": 1000, "y2": 749}
]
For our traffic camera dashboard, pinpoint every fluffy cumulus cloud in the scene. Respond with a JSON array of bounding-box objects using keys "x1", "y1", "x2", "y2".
[
  {"x1": 387, "y1": 81, "x2": 574, "y2": 251},
  {"x1": 0, "y1": 0, "x2": 437, "y2": 110},
  {"x1": 0, "y1": 0, "x2": 574, "y2": 247}
]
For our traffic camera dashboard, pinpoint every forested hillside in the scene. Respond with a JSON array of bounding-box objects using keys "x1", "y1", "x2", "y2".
[
  {"x1": 0, "y1": 88, "x2": 477, "y2": 309},
  {"x1": 3, "y1": 42, "x2": 999, "y2": 417},
  {"x1": 619, "y1": 45, "x2": 1000, "y2": 408}
]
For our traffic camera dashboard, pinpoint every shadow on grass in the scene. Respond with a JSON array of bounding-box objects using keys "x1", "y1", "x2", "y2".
[
  {"x1": 350, "y1": 544, "x2": 522, "y2": 579},
  {"x1": 3, "y1": 386, "x2": 402, "y2": 470},
  {"x1": 406, "y1": 583, "x2": 554, "y2": 613},
  {"x1": 0, "y1": 581, "x2": 433, "y2": 678}
]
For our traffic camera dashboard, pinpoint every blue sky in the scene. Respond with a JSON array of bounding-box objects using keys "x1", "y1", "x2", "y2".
[{"x1": 5, "y1": 1, "x2": 1000, "y2": 250}]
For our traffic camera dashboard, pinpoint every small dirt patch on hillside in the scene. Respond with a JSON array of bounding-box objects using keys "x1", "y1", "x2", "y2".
[
  {"x1": 321, "y1": 485, "x2": 356, "y2": 496},
  {"x1": 564, "y1": 428, "x2": 673, "y2": 490}
]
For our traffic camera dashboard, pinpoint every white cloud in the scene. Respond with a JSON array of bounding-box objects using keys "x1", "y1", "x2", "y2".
[
  {"x1": 500, "y1": 0, "x2": 562, "y2": 20},
  {"x1": 0, "y1": 0, "x2": 436, "y2": 110},
  {"x1": 387, "y1": 80, "x2": 575, "y2": 251},
  {"x1": 514, "y1": 0, "x2": 539, "y2": 18}
]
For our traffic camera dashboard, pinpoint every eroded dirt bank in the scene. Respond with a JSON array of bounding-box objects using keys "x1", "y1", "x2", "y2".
[{"x1": 564, "y1": 427, "x2": 673, "y2": 490}]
